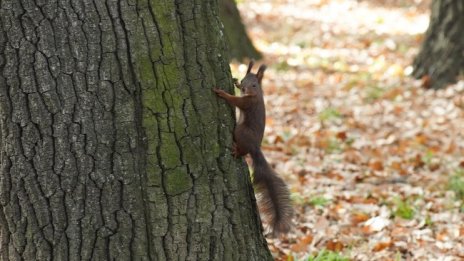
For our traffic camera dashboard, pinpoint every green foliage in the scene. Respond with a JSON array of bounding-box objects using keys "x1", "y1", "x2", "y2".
[
  {"x1": 344, "y1": 137, "x2": 355, "y2": 147},
  {"x1": 290, "y1": 193, "x2": 330, "y2": 208},
  {"x1": 325, "y1": 138, "x2": 342, "y2": 154},
  {"x1": 424, "y1": 214, "x2": 433, "y2": 227},
  {"x1": 307, "y1": 249, "x2": 350, "y2": 261},
  {"x1": 282, "y1": 130, "x2": 294, "y2": 141},
  {"x1": 309, "y1": 196, "x2": 331, "y2": 207},
  {"x1": 393, "y1": 197, "x2": 415, "y2": 220},
  {"x1": 275, "y1": 60, "x2": 291, "y2": 71},
  {"x1": 448, "y1": 169, "x2": 464, "y2": 200},
  {"x1": 318, "y1": 107, "x2": 342, "y2": 122},
  {"x1": 421, "y1": 150, "x2": 434, "y2": 166},
  {"x1": 297, "y1": 41, "x2": 308, "y2": 48},
  {"x1": 291, "y1": 192, "x2": 306, "y2": 206},
  {"x1": 365, "y1": 85, "x2": 384, "y2": 102}
]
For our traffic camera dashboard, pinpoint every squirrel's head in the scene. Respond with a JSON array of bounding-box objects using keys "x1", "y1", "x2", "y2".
[{"x1": 238, "y1": 61, "x2": 266, "y2": 97}]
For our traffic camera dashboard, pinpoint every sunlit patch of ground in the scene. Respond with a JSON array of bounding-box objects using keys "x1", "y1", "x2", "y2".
[{"x1": 234, "y1": 0, "x2": 464, "y2": 260}]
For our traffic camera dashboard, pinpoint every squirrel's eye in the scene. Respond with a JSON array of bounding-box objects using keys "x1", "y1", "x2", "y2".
[{"x1": 253, "y1": 84, "x2": 257, "y2": 87}]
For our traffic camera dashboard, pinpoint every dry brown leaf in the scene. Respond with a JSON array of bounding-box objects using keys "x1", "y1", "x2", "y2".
[
  {"x1": 266, "y1": 117, "x2": 274, "y2": 127},
  {"x1": 436, "y1": 230, "x2": 449, "y2": 241},
  {"x1": 390, "y1": 227, "x2": 410, "y2": 239},
  {"x1": 428, "y1": 163, "x2": 440, "y2": 171},
  {"x1": 362, "y1": 225, "x2": 373, "y2": 235},
  {"x1": 351, "y1": 212, "x2": 370, "y2": 225},
  {"x1": 445, "y1": 142, "x2": 455, "y2": 153},
  {"x1": 347, "y1": 196, "x2": 378, "y2": 205},
  {"x1": 325, "y1": 240, "x2": 344, "y2": 252},
  {"x1": 272, "y1": 135, "x2": 284, "y2": 144},
  {"x1": 314, "y1": 217, "x2": 330, "y2": 232},
  {"x1": 336, "y1": 131, "x2": 347, "y2": 141},
  {"x1": 411, "y1": 154, "x2": 425, "y2": 169},
  {"x1": 393, "y1": 105, "x2": 404, "y2": 115},
  {"x1": 369, "y1": 160, "x2": 384, "y2": 171},
  {"x1": 372, "y1": 241, "x2": 392, "y2": 252},
  {"x1": 390, "y1": 161, "x2": 408, "y2": 175},
  {"x1": 415, "y1": 133, "x2": 428, "y2": 145},
  {"x1": 290, "y1": 234, "x2": 314, "y2": 252},
  {"x1": 344, "y1": 149, "x2": 363, "y2": 164},
  {"x1": 288, "y1": 135, "x2": 312, "y2": 147},
  {"x1": 384, "y1": 88, "x2": 402, "y2": 100},
  {"x1": 326, "y1": 170, "x2": 344, "y2": 180}
]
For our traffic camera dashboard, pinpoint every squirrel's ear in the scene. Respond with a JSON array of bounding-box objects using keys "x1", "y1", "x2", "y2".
[
  {"x1": 257, "y1": 64, "x2": 267, "y2": 82},
  {"x1": 246, "y1": 60, "x2": 255, "y2": 74}
]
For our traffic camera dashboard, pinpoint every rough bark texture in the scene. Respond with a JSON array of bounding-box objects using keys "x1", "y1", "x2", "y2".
[
  {"x1": 0, "y1": 0, "x2": 272, "y2": 260},
  {"x1": 413, "y1": 0, "x2": 464, "y2": 89},
  {"x1": 219, "y1": 0, "x2": 262, "y2": 61}
]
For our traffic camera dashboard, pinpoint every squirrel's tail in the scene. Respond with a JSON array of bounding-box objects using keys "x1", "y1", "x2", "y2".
[{"x1": 250, "y1": 149, "x2": 293, "y2": 236}]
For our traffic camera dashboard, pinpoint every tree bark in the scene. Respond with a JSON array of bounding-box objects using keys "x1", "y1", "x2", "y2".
[
  {"x1": 413, "y1": 0, "x2": 464, "y2": 89},
  {"x1": 219, "y1": 0, "x2": 262, "y2": 61},
  {"x1": 0, "y1": 0, "x2": 272, "y2": 260}
]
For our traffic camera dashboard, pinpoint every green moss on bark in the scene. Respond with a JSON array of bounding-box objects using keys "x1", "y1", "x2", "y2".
[{"x1": 164, "y1": 168, "x2": 193, "y2": 196}]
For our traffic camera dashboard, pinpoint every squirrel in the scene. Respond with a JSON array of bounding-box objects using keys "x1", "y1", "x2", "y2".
[{"x1": 214, "y1": 61, "x2": 293, "y2": 236}]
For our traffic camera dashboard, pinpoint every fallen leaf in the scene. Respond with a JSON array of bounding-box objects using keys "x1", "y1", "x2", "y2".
[
  {"x1": 351, "y1": 212, "x2": 370, "y2": 225},
  {"x1": 363, "y1": 216, "x2": 390, "y2": 233},
  {"x1": 369, "y1": 160, "x2": 384, "y2": 171},
  {"x1": 314, "y1": 217, "x2": 330, "y2": 232},
  {"x1": 336, "y1": 131, "x2": 347, "y2": 141},
  {"x1": 326, "y1": 239, "x2": 344, "y2": 252},
  {"x1": 290, "y1": 234, "x2": 314, "y2": 252},
  {"x1": 436, "y1": 230, "x2": 449, "y2": 241},
  {"x1": 372, "y1": 241, "x2": 392, "y2": 252}
]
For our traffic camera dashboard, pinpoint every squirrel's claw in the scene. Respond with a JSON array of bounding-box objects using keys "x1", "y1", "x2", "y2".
[
  {"x1": 232, "y1": 143, "x2": 243, "y2": 158},
  {"x1": 233, "y1": 78, "x2": 241, "y2": 88},
  {"x1": 213, "y1": 88, "x2": 227, "y2": 98}
]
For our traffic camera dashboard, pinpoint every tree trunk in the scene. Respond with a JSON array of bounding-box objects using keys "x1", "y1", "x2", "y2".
[
  {"x1": 219, "y1": 0, "x2": 262, "y2": 61},
  {"x1": 413, "y1": 0, "x2": 464, "y2": 89},
  {"x1": 0, "y1": 0, "x2": 272, "y2": 260}
]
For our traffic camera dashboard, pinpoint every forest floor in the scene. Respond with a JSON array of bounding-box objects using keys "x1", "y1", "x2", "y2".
[{"x1": 234, "y1": 0, "x2": 464, "y2": 260}]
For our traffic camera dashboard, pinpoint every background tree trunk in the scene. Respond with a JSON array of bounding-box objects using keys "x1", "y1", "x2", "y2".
[
  {"x1": 413, "y1": 0, "x2": 464, "y2": 89},
  {"x1": 219, "y1": 0, "x2": 262, "y2": 61},
  {"x1": 0, "y1": 0, "x2": 272, "y2": 260}
]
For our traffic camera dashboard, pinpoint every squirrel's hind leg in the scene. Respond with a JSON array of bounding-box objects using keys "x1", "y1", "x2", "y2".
[{"x1": 232, "y1": 142, "x2": 247, "y2": 158}]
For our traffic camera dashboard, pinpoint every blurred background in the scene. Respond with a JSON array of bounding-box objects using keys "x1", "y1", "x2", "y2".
[{"x1": 220, "y1": 0, "x2": 464, "y2": 260}]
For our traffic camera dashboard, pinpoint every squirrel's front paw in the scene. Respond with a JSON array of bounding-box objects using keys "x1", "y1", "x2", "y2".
[
  {"x1": 233, "y1": 78, "x2": 240, "y2": 88},
  {"x1": 213, "y1": 88, "x2": 227, "y2": 97}
]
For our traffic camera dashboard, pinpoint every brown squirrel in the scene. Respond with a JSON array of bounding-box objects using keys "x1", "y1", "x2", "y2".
[{"x1": 214, "y1": 61, "x2": 293, "y2": 235}]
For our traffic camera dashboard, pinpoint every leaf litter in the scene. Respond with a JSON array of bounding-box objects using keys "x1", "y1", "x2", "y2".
[{"x1": 233, "y1": 0, "x2": 464, "y2": 260}]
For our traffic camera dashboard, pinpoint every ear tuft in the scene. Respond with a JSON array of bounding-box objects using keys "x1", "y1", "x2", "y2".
[
  {"x1": 257, "y1": 64, "x2": 267, "y2": 82},
  {"x1": 246, "y1": 60, "x2": 255, "y2": 74}
]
